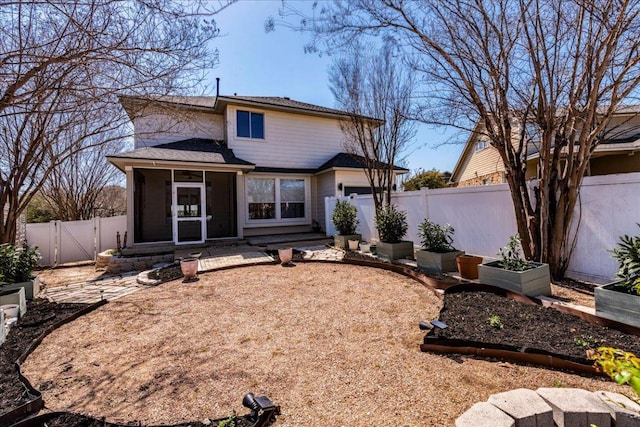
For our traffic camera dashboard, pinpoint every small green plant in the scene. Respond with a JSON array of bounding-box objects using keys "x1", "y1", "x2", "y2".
[
  {"x1": 418, "y1": 219, "x2": 456, "y2": 253},
  {"x1": 574, "y1": 335, "x2": 600, "y2": 349},
  {"x1": 0, "y1": 243, "x2": 40, "y2": 284},
  {"x1": 589, "y1": 347, "x2": 640, "y2": 397},
  {"x1": 609, "y1": 224, "x2": 640, "y2": 296},
  {"x1": 218, "y1": 413, "x2": 237, "y2": 427},
  {"x1": 488, "y1": 314, "x2": 503, "y2": 329},
  {"x1": 552, "y1": 380, "x2": 564, "y2": 388},
  {"x1": 331, "y1": 200, "x2": 359, "y2": 235},
  {"x1": 375, "y1": 204, "x2": 408, "y2": 243},
  {"x1": 498, "y1": 235, "x2": 530, "y2": 271}
]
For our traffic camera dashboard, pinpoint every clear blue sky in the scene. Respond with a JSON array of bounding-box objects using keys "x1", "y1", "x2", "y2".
[{"x1": 209, "y1": 0, "x2": 466, "y2": 173}]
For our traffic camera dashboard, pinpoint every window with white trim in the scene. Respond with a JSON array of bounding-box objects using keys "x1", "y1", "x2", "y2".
[
  {"x1": 475, "y1": 140, "x2": 489, "y2": 151},
  {"x1": 236, "y1": 110, "x2": 264, "y2": 139},
  {"x1": 247, "y1": 178, "x2": 275, "y2": 219},
  {"x1": 246, "y1": 177, "x2": 307, "y2": 221}
]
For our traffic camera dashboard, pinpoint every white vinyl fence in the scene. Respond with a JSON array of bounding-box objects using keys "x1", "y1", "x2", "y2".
[
  {"x1": 325, "y1": 172, "x2": 640, "y2": 283},
  {"x1": 26, "y1": 216, "x2": 126, "y2": 266}
]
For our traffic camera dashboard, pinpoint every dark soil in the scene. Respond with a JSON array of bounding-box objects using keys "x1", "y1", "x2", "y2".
[
  {"x1": 433, "y1": 291, "x2": 640, "y2": 360},
  {"x1": 148, "y1": 262, "x2": 183, "y2": 282},
  {"x1": 30, "y1": 412, "x2": 254, "y2": 427}
]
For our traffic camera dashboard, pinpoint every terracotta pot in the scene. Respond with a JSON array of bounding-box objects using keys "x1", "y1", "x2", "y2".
[
  {"x1": 180, "y1": 258, "x2": 199, "y2": 279},
  {"x1": 456, "y1": 255, "x2": 483, "y2": 280},
  {"x1": 278, "y1": 247, "x2": 293, "y2": 265}
]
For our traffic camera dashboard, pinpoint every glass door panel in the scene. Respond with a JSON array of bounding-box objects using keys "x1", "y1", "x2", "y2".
[{"x1": 174, "y1": 184, "x2": 205, "y2": 244}]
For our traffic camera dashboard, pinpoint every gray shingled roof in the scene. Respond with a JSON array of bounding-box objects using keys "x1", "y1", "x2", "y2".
[
  {"x1": 221, "y1": 96, "x2": 355, "y2": 117},
  {"x1": 317, "y1": 153, "x2": 409, "y2": 173},
  {"x1": 107, "y1": 139, "x2": 253, "y2": 166},
  {"x1": 120, "y1": 94, "x2": 382, "y2": 122}
]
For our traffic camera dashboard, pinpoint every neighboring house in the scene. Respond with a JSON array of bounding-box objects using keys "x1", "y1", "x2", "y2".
[
  {"x1": 107, "y1": 95, "x2": 408, "y2": 246},
  {"x1": 450, "y1": 108, "x2": 640, "y2": 186}
]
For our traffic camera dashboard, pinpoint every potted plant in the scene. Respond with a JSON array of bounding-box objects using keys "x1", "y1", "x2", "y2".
[
  {"x1": 478, "y1": 235, "x2": 551, "y2": 296},
  {"x1": 375, "y1": 204, "x2": 414, "y2": 261},
  {"x1": 0, "y1": 243, "x2": 41, "y2": 300},
  {"x1": 415, "y1": 219, "x2": 464, "y2": 273},
  {"x1": 331, "y1": 200, "x2": 361, "y2": 249},
  {"x1": 595, "y1": 225, "x2": 640, "y2": 328}
]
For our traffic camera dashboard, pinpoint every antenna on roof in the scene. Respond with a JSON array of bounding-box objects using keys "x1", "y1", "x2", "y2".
[{"x1": 216, "y1": 77, "x2": 220, "y2": 97}]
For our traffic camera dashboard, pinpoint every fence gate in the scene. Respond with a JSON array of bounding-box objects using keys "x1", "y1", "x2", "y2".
[{"x1": 25, "y1": 216, "x2": 126, "y2": 266}]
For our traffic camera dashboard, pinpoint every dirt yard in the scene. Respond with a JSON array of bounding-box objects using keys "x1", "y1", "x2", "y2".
[{"x1": 22, "y1": 263, "x2": 618, "y2": 426}]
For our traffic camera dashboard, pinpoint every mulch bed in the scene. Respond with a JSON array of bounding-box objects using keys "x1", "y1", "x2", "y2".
[
  {"x1": 433, "y1": 291, "x2": 640, "y2": 360},
  {"x1": 1, "y1": 299, "x2": 87, "y2": 416},
  {"x1": 2, "y1": 268, "x2": 637, "y2": 425},
  {"x1": 0, "y1": 300, "x2": 256, "y2": 427}
]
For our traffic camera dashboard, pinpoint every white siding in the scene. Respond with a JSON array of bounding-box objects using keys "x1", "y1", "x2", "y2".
[
  {"x1": 133, "y1": 108, "x2": 225, "y2": 148},
  {"x1": 316, "y1": 172, "x2": 337, "y2": 231},
  {"x1": 226, "y1": 106, "x2": 349, "y2": 168}
]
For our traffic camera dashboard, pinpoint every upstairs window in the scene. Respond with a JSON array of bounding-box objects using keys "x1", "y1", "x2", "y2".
[
  {"x1": 236, "y1": 110, "x2": 264, "y2": 139},
  {"x1": 475, "y1": 140, "x2": 489, "y2": 151}
]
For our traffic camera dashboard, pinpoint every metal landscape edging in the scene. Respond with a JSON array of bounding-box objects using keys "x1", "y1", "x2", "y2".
[{"x1": 0, "y1": 300, "x2": 108, "y2": 427}]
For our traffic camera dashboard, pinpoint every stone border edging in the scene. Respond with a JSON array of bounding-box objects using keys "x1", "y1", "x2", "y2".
[
  {"x1": 0, "y1": 300, "x2": 108, "y2": 427},
  {"x1": 455, "y1": 388, "x2": 640, "y2": 426}
]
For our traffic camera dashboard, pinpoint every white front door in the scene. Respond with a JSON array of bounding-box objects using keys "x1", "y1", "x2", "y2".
[{"x1": 173, "y1": 183, "x2": 206, "y2": 245}]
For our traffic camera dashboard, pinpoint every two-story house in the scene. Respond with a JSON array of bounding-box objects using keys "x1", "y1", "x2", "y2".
[
  {"x1": 107, "y1": 95, "x2": 408, "y2": 246},
  {"x1": 450, "y1": 108, "x2": 640, "y2": 186}
]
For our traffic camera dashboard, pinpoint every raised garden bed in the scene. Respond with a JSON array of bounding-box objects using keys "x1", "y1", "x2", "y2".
[{"x1": 423, "y1": 286, "x2": 640, "y2": 373}]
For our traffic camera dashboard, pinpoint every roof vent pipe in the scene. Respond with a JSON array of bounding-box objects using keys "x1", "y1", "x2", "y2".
[{"x1": 216, "y1": 77, "x2": 220, "y2": 97}]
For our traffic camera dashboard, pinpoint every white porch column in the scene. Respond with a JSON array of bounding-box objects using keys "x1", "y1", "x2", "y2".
[
  {"x1": 236, "y1": 171, "x2": 244, "y2": 239},
  {"x1": 125, "y1": 166, "x2": 134, "y2": 243}
]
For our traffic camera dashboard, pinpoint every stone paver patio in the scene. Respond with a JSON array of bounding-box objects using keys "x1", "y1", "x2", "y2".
[{"x1": 40, "y1": 241, "x2": 345, "y2": 303}]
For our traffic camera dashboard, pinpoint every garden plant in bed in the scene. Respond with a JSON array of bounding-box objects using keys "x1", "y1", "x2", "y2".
[
  {"x1": 595, "y1": 225, "x2": 640, "y2": 328},
  {"x1": 415, "y1": 219, "x2": 464, "y2": 274},
  {"x1": 478, "y1": 235, "x2": 551, "y2": 296}
]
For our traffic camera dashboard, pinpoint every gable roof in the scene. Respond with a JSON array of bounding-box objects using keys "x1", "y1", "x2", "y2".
[
  {"x1": 106, "y1": 138, "x2": 254, "y2": 171},
  {"x1": 119, "y1": 94, "x2": 382, "y2": 123},
  {"x1": 450, "y1": 110, "x2": 640, "y2": 183}
]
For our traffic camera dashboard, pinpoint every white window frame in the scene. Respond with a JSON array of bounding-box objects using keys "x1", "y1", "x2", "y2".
[
  {"x1": 235, "y1": 108, "x2": 266, "y2": 141},
  {"x1": 475, "y1": 139, "x2": 489, "y2": 152},
  {"x1": 245, "y1": 175, "x2": 311, "y2": 227}
]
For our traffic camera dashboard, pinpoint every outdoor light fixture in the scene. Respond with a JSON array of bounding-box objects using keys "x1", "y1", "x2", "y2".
[
  {"x1": 242, "y1": 392, "x2": 281, "y2": 425},
  {"x1": 337, "y1": 182, "x2": 343, "y2": 191}
]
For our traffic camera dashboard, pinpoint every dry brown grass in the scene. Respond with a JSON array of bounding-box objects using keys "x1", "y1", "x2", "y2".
[{"x1": 23, "y1": 263, "x2": 616, "y2": 426}]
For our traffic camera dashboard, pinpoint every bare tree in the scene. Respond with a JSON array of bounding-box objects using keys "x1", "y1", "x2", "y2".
[
  {"x1": 40, "y1": 140, "x2": 123, "y2": 221},
  {"x1": 329, "y1": 43, "x2": 416, "y2": 211},
  {"x1": 0, "y1": 0, "x2": 234, "y2": 243},
  {"x1": 277, "y1": 0, "x2": 640, "y2": 279}
]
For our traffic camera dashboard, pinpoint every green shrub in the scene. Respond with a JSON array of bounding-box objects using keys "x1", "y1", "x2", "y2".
[
  {"x1": 498, "y1": 235, "x2": 530, "y2": 271},
  {"x1": 418, "y1": 219, "x2": 456, "y2": 252},
  {"x1": 0, "y1": 243, "x2": 40, "y2": 283},
  {"x1": 589, "y1": 347, "x2": 640, "y2": 397},
  {"x1": 331, "y1": 200, "x2": 359, "y2": 235},
  {"x1": 375, "y1": 204, "x2": 408, "y2": 243},
  {"x1": 610, "y1": 224, "x2": 640, "y2": 296}
]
